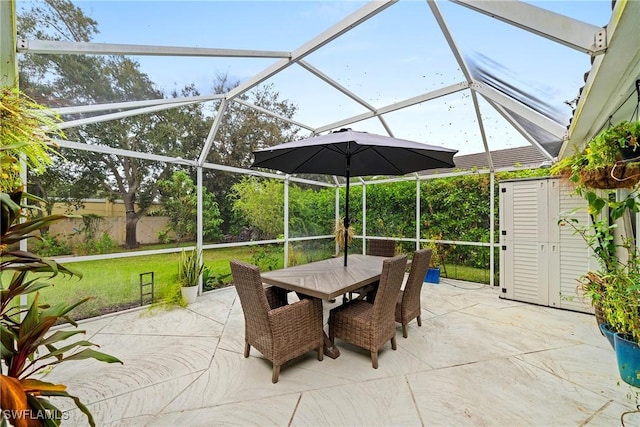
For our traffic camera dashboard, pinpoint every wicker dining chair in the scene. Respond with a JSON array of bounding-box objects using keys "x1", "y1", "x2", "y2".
[
  {"x1": 367, "y1": 239, "x2": 396, "y2": 257},
  {"x1": 230, "y1": 260, "x2": 324, "y2": 383},
  {"x1": 345, "y1": 239, "x2": 397, "y2": 302},
  {"x1": 395, "y1": 249, "x2": 432, "y2": 338},
  {"x1": 328, "y1": 254, "x2": 408, "y2": 369}
]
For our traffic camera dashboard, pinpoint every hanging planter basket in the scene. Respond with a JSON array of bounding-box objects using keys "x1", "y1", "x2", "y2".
[{"x1": 578, "y1": 162, "x2": 640, "y2": 189}]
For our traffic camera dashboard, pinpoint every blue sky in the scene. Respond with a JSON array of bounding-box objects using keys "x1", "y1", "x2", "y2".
[{"x1": 22, "y1": 0, "x2": 613, "y2": 156}]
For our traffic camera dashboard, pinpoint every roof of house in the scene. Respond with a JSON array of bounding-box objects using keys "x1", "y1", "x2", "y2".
[{"x1": 421, "y1": 145, "x2": 548, "y2": 176}]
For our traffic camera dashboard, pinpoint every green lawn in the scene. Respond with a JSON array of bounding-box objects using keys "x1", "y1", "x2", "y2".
[
  {"x1": 7, "y1": 245, "x2": 491, "y2": 321},
  {"x1": 441, "y1": 264, "x2": 493, "y2": 285},
  {"x1": 23, "y1": 246, "x2": 273, "y2": 320}
]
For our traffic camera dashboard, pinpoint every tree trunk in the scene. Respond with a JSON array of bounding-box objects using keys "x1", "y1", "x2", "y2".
[{"x1": 125, "y1": 211, "x2": 140, "y2": 249}]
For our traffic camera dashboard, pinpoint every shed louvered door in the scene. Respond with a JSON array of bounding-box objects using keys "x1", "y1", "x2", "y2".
[
  {"x1": 500, "y1": 177, "x2": 595, "y2": 314},
  {"x1": 549, "y1": 178, "x2": 596, "y2": 313}
]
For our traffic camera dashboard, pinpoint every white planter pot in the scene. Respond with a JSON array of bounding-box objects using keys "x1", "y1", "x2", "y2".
[{"x1": 181, "y1": 286, "x2": 198, "y2": 304}]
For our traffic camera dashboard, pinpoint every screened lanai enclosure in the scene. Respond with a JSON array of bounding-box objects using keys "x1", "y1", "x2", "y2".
[{"x1": 1, "y1": 0, "x2": 639, "y2": 318}]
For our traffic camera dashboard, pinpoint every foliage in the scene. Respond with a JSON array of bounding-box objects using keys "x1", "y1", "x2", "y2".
[
  {"x1": 1, "y1": 190, "x2": 123, "y2": 427},
  {"x1": 229, "y1": 177, "x2": 285, "y2": 238},
  {"x1": 230, "y1": 177, "x2": 342, "y2": 239},
  {"x1": 31, "y1": 232, "x2": 73, "y2": 257},
  {"x1": 157, "y1": 229, "x2": 172, "y2": 244},
  {"x1": 149, "y1": 282, "x2": 187, "y2": 310},
  {"x1": 1, "y1": 76, "x2": 123, "y2": 425},
  {"x1": 202, "y1": 78, "x2": 299, "y2": 235},
  {"x1": 249, "y1": 245, "x2": 282, "y2": 272},
  {"x1": 550, "y1": 120, "x2": 640, "y2": 189},
  {"x1": 18, "y1": 2, "x2": 209, "y2": 248},
  {"x1": 158, "y1": 170, "x2": 223, "y2": 244},
  {"x1": 591, "y1": 120, "x2": 640, "y2": 158},
  {"x1": 559, "y1": 188, "x2": 640, "y2": 342},
  {"x1": 17, "y1": 1, "x2": 302, "y2": 243},
  {"x1": 229, "y1": 170, "x2": 546, "y2": 270},
  {"x1": 201, "y1": 266, "x2": 231, "y2": 292},
  {"x1": 73, "y1": 232, "x2": 115, "y2": 256},
  {"x1": 424, "y1": 233, "x2": 445, "y2": 268},
  {"x1": 178, "y1": 248, "x2": 204, "y2": 287},
  {"x1": 69, "y1": 214, "x2": 115, "y2": 255},
  {"x1": 0, "y1": 86, "x2": 64, "y2": 193}
]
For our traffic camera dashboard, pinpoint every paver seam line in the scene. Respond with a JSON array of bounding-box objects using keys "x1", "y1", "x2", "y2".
[
  {"x1": 153, "y1": 368, "x2": 212, "y2": 419},
  {"x1": 449, "y1": 309, "x2": 588, "y2": 346},
  {"x1": 513, "y1": 348, "x2": 632, "y2": 405},
  {"x1": 59, "y1": 368, "x2": 209, "y2": 424},
  {"x1": 148, "y1": 391, "x2": 305, "y2": 424},
  {"x1": 287, "y1": 393, "x2": 303, "y2": 427},
  {"x1": 421, "y1": 302, "x2": 482, "y2": 319},
  {"x1": 405, "y1": 374, "x2": 426, "y2": 427},
  {"x1": 53, "y1": 310, "x2": 121, "y2": 341},
  {"x1": 198, "y1": 293, "x2": 237, "y2": 371},
  {"x1": 97, "y1": 332, "x2": 222, "y2": 338},
  {"x1": 579, "y1": 399, "x2": 614, "y2": 427},
  {"x1": 93, "y1": 295, "x2": 236, "y2": 339},
  {"x1": 208, "y1": 293, "x2": 239, "y2": 368},
  {"x1": 182, "y1": 302, "x2": 231, "y2": 327}
]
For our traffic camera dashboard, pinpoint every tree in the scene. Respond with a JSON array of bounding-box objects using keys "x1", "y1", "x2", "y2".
[
  {"x1": 158, "y1": 170, "x2": 223, "y2": 244},
  {"x1": 18, "y1": 1, "x2": 210, "y2": 248},
  {"x1": 229, "y1": 177, "x2": 335, "y2": 239},
  {"x1": 229, "y1": 177, "x2": 284, "y2": 239},
  {"x1": 202, "y1": 77, "x2": 300, "y2": 234},
  {"x1": 18, "y1": 0, "x2": 300, "y2": 247}
]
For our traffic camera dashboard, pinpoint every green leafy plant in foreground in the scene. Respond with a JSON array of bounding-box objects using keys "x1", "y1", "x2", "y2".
[
  {"x1": 1, "y1": 190, "x2": 123, "y2": 427},
  {"x1": 1, "y1": 86, "x2": 122, "y2": 427}
]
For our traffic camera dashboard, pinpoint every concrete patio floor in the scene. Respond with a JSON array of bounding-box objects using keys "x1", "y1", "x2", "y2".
[{"x1": 47, "y1": 278, "x2": 639, "y2": 426}]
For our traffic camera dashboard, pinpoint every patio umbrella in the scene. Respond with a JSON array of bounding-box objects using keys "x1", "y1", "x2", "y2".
[{"x1": 251, "y1": 129, "x2": 457, "y2": 266}]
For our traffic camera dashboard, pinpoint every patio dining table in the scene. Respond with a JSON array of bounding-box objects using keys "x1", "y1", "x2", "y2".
[{"x1": 260, "y1": 254, "x2": 390, "y2": 359}]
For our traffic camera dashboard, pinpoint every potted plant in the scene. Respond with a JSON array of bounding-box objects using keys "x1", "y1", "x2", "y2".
[
  {"x1": 1, "y1": 85, "x2": 122, "y2": 426},
  {"x1": 424, "y1": 234, "x2": 443, "y2": 284},
  {"x1": 559, "y1": 186, "x2": 640, "y2": 386},
  {"x1": 178, "y1": 248, "x2": 204, "y2": 304},
  {"x1": 551, "y1": 120, "x2": 640, "y2": 189}
]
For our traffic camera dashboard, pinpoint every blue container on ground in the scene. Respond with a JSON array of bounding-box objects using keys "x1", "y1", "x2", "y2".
[
  {"x1": 614, "y1": 333, "x2": 640, "y2": 387},
  {"x1": 599, "y1": 323, "x2": 615, "y2": 350},
  {"x1": 424, "y1": 267, "x2": 440, "y2": 284}
]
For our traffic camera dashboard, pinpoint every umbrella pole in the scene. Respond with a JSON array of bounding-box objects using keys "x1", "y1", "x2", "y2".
[{"x1": 344, "y1": 156, "x2": 350, "y2": 267}]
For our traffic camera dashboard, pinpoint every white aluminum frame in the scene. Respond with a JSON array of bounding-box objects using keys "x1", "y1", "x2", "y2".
[{"x1": 1, "y1": 0, "x2": 633, "y2": 298}]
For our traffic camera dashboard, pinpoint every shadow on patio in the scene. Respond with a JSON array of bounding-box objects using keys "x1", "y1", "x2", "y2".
[{"x1": 48, "y1": 279, "x2": 638, "y2": 426}]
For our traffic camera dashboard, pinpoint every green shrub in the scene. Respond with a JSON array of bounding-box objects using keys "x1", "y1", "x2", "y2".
[{"x1": 31, "y1": 232, "x2": 73, "y2": 256}]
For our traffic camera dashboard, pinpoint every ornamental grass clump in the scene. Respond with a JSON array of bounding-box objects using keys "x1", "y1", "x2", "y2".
[{"x1": 333, "y1": 217, "x2": 355, "y2": 250}]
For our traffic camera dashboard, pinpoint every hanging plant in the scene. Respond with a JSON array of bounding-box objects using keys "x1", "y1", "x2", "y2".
[{"x1": 551, "y1": 120, "x2": 640, "y2": 190}]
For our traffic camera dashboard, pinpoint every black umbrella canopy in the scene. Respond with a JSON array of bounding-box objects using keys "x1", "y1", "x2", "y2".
[
  {"x1": 252, "y1": 129, "x2": 457, "y2": 176},
  {"x1": 251, "y1": 129, "x2": 458, "y2": 266}
]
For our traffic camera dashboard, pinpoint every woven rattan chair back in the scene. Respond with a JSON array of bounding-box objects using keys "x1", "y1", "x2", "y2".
[
  {"x1": 371, "y1": 254, "x2": 409, "y2": 329},
  {"x1": 230, "y1": 260, "x2": 273, "y2": 343},
  {"x1": 329, "y1": 254, "x2": 407, "y2": 369},
  {"x1": 344, "y1": 239, "x2": 396, "y2": 302},
  {"x1": 230, "y1": 259, "x2": 324, "y2": 383},
  {"x1": 367, "y1": 239, "x2": 396, "y2": 257},
  {"x1": 396, "y1": 249, "x2": 432, "y2": 338}
]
